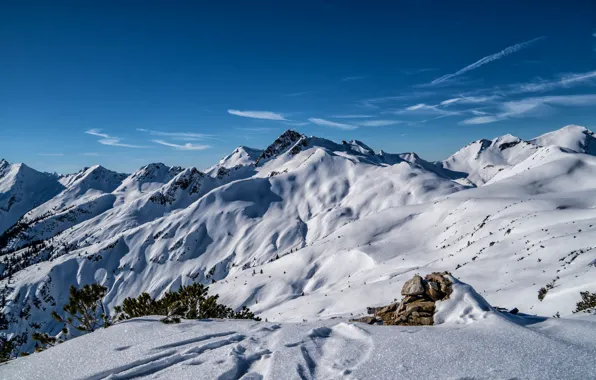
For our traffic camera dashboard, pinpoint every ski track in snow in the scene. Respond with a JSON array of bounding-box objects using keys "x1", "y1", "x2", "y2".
[{"x1": 2, "y1": 308, "x2": 596, "y2": 380}]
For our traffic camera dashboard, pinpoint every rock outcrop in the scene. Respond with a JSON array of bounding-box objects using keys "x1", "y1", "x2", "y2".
[{"x1": 353, "y1": 272, "x2": 453, "y2": 326}]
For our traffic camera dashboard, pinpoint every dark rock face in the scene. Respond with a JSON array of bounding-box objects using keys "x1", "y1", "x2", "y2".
[
  {"x1": 354, "y1": 272, "x2": 453, "y2": 326},
  {"x1": 255, "y1": 130, "x2": 305, "y2": 166}
]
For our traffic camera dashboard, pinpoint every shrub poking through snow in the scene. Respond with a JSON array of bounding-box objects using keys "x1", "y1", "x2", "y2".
[
  {"x1": 114, "y1": 283, "x2": 261, "y2": 323},
  {"x1": 31, "y1": 332, "x2": 58, "y2": 352},
  {"x1": 51, "y1": 283, "x2": 111, "y2": 334},
  {"x1": 0, "y1": 335, "x2": 15, "y2": 362},
  {"x1": 574, "y1": 291, "x2": 596, "y2": 314}
]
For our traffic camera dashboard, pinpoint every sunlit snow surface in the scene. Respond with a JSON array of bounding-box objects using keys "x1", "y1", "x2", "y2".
[
  {"x1": 3, "y1": 278, "x2": 596, "y2": 379},
  {"x1": 2, "y1": 126, "x2": 596, "y2": 362}
]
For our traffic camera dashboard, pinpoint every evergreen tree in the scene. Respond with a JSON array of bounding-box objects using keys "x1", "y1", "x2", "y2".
[
  {"x1": 31, "y1": 332, "x2": 58, "y2": 352},
  {"x1": 0, "y1": 336, "x2": 14, "y2": 362},
  {"x1": 574, "y1": 291, "x2": 596, "y2": 314},
  {"x1": 51, "y1": 284, "x2": 111, "y2": 334},
  {"x1": 114, "y1": 283, "x2": 260, "y2": 323}
]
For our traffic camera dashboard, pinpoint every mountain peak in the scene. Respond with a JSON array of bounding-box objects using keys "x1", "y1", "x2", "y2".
[
  {"x1": 348, "y1": 140, "x2": 375, "y2": 155},
  {"x1": 531, "y1": 125, "x2": 596, "y2": 154},
  {"x1": 255, "y1": 130, "x2": 306, "y2": 166}
]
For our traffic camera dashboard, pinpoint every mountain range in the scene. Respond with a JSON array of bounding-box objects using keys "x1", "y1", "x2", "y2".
[{"x1": 1, "y1": 124, "x2": 596, "y2": 354}]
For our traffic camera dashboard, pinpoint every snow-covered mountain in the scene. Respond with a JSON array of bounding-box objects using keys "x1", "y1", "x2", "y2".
[
  {"x1": 439, "y1": 125, "x2": 596, "y2": 186},
  {"x1": 440, "y1": 134, "x2": 539, "y2": 185},
  {"x1": 531, "y1": 124, "x2": 596, "y2": 155},
  {"x1": 1, "y1": 125, "x2": 596, "y2": 357},
  {"x1": 113, "y1": 163, "x2": 183, "y2": 205},
  {"x1": 0, "y1": 160, "x2": 64, "y2": 234}
]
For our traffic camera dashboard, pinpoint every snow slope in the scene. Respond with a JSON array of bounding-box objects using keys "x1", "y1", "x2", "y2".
[
  {"x1": 0, "y1": 160, "x2": 64, "y2": 234},
  {"x1": 440, "y1": 134, "x2": 539, "y2": 185},
  {"x1": 3, "y1": 284, "x2": 596, "y2": 380},
  {"x1": 1, "y1": 126, "x2": 596, "y2": 359},
  {"x1": 531, "y1": 124, "x2": 596, "y2": 155},
  {"x1": 113, "y1": 163, "x2": 183, "y2": 206}
]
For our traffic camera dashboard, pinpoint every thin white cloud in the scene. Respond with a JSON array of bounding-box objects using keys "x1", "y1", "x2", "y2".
[
  {"x1": 284, "y1": 121, "x2": 310, "y2": 126},
  {"x1": 359, "y1": 92, "x2": 436, "y2": 109},
  {"x1": 431, "y1": 36, "x2": 546, "y2": 85},
  {"x1": 401, "y1": 68, "x2": 437, "y2": 75},
  {"x1": 440, "y1": 98, "x2": 461, "y2": 106},
  {"x1": 439, "y1": 95, "x2": 500, "y2": 106},
  {"x1": 84, "y1": 129, "x2": 146, "y2": 148},
  {"x1": 460, "y1": 116, "x2": 502, "y2": 125},
  {"x1": 332, "y1": 114, "x2": 374, "y2": 119},
  {"x1": 227, "y1": 109, "x2": 286, "y2": 121},
  {"x1": 461, "y1": 94, "x2": 596, "y2": 125},
  {"x1": 136, "y1": 128, "x2": 212, "y2": 141},
  {"x1": 152, "y1": 140, "x2": 211, "y2": 150},
  {"x1": 83, "y1": 153, "x2": 100, "y2": 156},
  {"x1": 393, "y1": 103, "x2": 461, "y2": 117},
  {"x1": 85, "y1": 128, "x2": 110, "y2": 138},
  {"x1": 98, "y1": 138, "x2": 147, "y2": 148},
  {"x1": 357, "y1": 120, "x2": 403, "y2": 127},
  {"x1": 283, "y1": 90, "x2": 315, "y2": 97},
  {"x1": 37, "y1": 153, "x2": 64, "y2": 157},
  {"x1": 236, "y1": 127, "x2": 277, "y2": 132},
  {"x1": 308, "y1": 118, "x2": 358, "y2": 130},
  {"x1": 340, "y1": 76, "x2": 367, "y2": 82},
  {"x1": 512, "y1": 70, "x2": 596, "y2": 93}
]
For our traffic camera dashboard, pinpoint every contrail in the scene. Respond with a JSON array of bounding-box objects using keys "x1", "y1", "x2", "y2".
[{"x1": 431, "y1": 36, "x2": 546, "y2": 85}]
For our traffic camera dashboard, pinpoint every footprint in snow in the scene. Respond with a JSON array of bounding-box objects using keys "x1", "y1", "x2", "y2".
[{"x1": 296, "y1": 323, "x2": 374, "y2": 379}]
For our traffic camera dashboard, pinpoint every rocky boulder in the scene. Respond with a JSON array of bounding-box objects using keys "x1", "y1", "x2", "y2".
[{"x1": 353, "y1": 272, "x2": 453, "y2": 326}]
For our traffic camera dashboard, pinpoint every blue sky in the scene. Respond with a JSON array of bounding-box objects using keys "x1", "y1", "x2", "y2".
[{"x1": 1, "y1": 1, "x2": 596, "y2": 174}]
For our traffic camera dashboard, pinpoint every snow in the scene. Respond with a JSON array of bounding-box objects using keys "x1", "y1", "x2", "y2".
[
  {"x1": 113, "y1": 163, "x2": 183, "y2": 206},
  {"x1": 0, "y1": 161, "x2": 64, "y2": 234},
  {"x1": 1, "y1": 126, "x2": 596, "y2": 368},
  {"x1": 2, "y1": 308, "x2": 596, "y2": 379},
  {"x1": 531, "y1": 125, "x2": 596, "y2": 155}
]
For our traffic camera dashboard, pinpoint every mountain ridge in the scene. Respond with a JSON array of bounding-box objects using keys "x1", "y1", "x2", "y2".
[{"x1": 1, "y1": 124, "x2": 595, "y2": 355}]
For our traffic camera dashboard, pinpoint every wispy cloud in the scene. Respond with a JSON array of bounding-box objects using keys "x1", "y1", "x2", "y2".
[
  {"x1": 37, "y1": 153, "x2": 64, "y2": 157},
  {"x1": 236, "y1": 127, "x2": 278, "y2": 132},
  {"x1": 308, "y1": 118, "x2": 358, "y2": 130},
  {"x1": 83, "y1": 153, "x2": 100, "y2": 156},
  {"x1": 401, "y1": 68, "x2": 437, "y2": 75},
  {"x1": 85, "y1": 129, "x2": 146, "y2": 148},
  {"x1": 332, "y1": 114, "x2": 374, "y2": 119},
  {"x1": 439, "y1": 95, "x2": 500, "y2": 106},
  {"x1": 283, "y1": 90, "x2": 316, "y2": 97},
  {"x1": 359, "y1": 92, "x2": 435, "y2": 109},
  {"x1": 461, "y1": 94, "x2": 596, "y2": 125},
  {"x1": 431, "y1": 36, "x2": 546, "y2": 85},
  {"x1": 284, "y1": 121, "x2": 310, "y2": 126},
  {"x1": 227, "y1": 109, "x2": 287, "y2": 121},
  {"x1": 136, "y1": 128, "x2": 212, "y2": 141},
  {"x1": 152, "y1": 140, "x2": 211, "y2": 150},
  {"x1": 460, "y1": 116, "x2": 502, "y2": 125},
  {"x1": 85, "y1": 129, "x2": 110, "y2": 139},
  {"x1": 509, "y1": 70, "x2": 596, "y2": 94},
  {"x1": 357, "y1": 120, "x2": 403, "y2": 127},
  {"x1": 340, "y1": 76, "x2": 367, "y2": 82},
  {"x1": 393, "y1": 103, "x2": 461, "y2": 117}
]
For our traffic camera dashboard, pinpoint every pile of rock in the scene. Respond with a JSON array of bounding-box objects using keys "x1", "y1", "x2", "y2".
[{"x1": 354, "y1": 272, "x2": 453, "y2": 326}]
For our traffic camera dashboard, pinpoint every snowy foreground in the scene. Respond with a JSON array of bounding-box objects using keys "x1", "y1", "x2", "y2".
[{"x1": 2, "y1": 279, "x2": 596, "y2": 380}]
